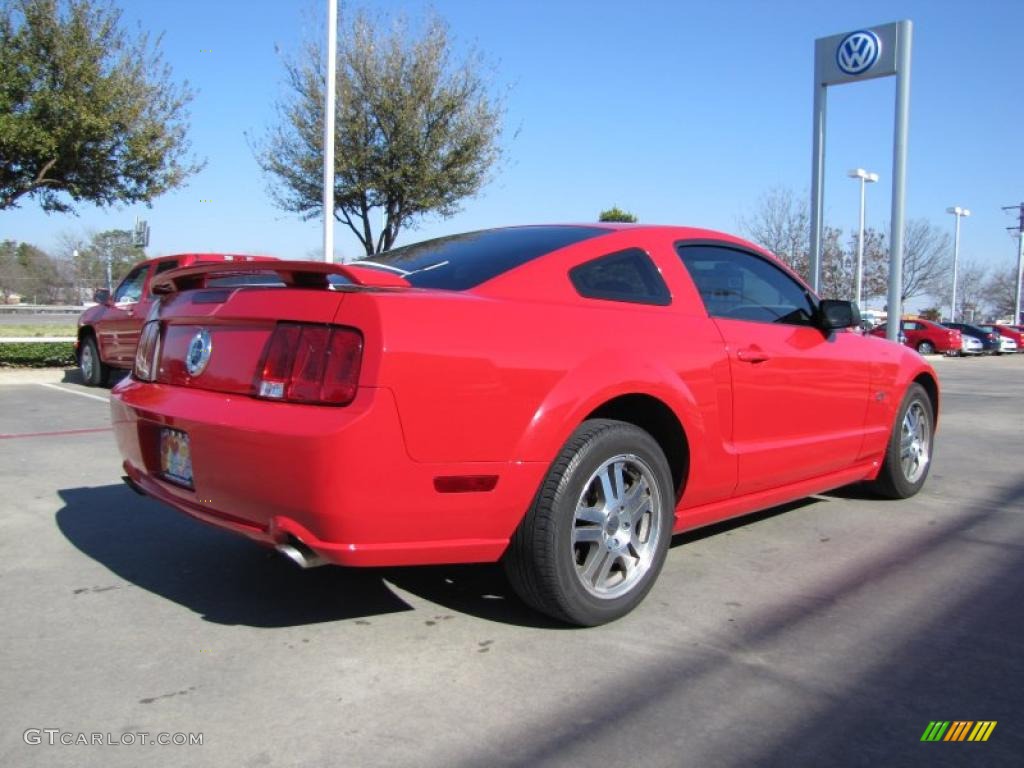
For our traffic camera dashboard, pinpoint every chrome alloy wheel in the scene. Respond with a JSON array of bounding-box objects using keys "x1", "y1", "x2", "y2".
[
  {"x1": 80, "y1": 343, "x2": 95, "y2": 380},
  {"x1": 571, "y1": 454, "x2": 664, "y2": 599},
  {"x1": 900, "y1": 401, "x2": 931, "y2": 484}
]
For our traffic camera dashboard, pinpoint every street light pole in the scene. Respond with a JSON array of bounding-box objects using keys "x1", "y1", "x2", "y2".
[
  {"x1": 946, "y1": 206, "x2": 970, "y2": 322},
  {"x1": 847, "y1": 169, "x2": 879, "y2": 309}
]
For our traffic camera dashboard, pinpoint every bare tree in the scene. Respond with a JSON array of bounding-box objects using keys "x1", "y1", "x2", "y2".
[
  {"x1": 740, "y1": 187, "x2": 890, "y2": 300},
  {"x1": 819, "y1": 227, "x2": 888, "y2": 301},
  {"x1": 981, "y1": 262, "x2": 1021, "y2": 321},
  {"x1": 817, "y1": 226, "x2": 849, "y2": 299},
  {"x1": 858, "y1": 228, "x2": 889, "y2": 301},
  {"x1": 897, "y1": 219, "x2": 952, "y2": 303},
  {"x1": 956, "y1": 260, "x2": 989, "y2": 321},
  {"x1": 740, "y1": 191, "x2": 955, "y2": 310},
  {"x1": 738, "y1": 187, "x2": 809, "y2": 276}
]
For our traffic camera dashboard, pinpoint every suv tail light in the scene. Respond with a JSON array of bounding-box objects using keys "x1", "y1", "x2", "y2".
[
  {"x1": 134, "y1": 321, "x2": 162, "y2": 381},
  {"x1": 255, "y1": 323, "x2": 363, "y2": 405}
]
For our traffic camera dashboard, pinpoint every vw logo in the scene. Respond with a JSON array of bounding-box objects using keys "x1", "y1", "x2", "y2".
[
  {"x1": 185, "y1": 329, "x2": 212, "y2": 377},
  {"x1": 836, "y1": 30, "x2": 880, "y2": 76}
]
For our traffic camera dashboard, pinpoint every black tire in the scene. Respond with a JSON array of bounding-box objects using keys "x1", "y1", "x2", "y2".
[
  {"x1": 503, "y1": 419, "x2": 675, "y2": 626},
  {"x1": 869, "y1": 383, "x2": 934, "y2": 499},
  {"x1": 917, "y1": 341, "x2": 935, "y2": 355},
  {"x1": 78, "y1": 335, "x2": 109, "y2": 387}
]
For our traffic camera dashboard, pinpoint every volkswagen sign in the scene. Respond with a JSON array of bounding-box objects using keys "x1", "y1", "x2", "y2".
[
  {"x1": 836, "y1": 30, "x2": 881, "y2": 76},
  {"x1": 186, "y1": 329, "x2": 212, "y2": 377}
]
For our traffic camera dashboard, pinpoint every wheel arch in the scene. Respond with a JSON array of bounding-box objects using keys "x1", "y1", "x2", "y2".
[
  {"x1": 913, "y1": 371, "x2": 940, "y2": 427},
  {"x1": 585, "y1": 394, "x2": 689, "y2": 501},
  {"x1": 76, "y1": 325, "x2": 96, "y2": 358}
]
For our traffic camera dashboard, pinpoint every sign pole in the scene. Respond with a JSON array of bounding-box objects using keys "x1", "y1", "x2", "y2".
[
  {"x1": 811, "y1": 21, "x2": 912, "y2": 341},
  {"x1": 886, "y1": 20, "x2": 912, "y2": 340},
  {"x1": 322, "y1": 0, "x2": 338, "y2": 264},
  {"x1": 809, "y1": 84, "x2": 827, "y2": 292}
]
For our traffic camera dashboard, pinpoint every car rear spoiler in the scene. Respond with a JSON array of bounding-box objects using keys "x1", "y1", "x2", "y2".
[{"x1": 150, "y1": 261, "x2": 411, "y2": 295}]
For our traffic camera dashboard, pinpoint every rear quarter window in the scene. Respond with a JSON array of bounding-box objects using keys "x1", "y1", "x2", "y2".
[
  {"x1": 354, "y1": 226, "x2": 607, "y2": 290},
  {"x1": 569, "y1": 248, "x2": 671, "y2": 306}
]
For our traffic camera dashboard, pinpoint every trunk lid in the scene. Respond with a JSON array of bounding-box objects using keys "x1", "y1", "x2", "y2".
[{"x1": 148, "y1": 261, "x2": 406, "y2": 396}]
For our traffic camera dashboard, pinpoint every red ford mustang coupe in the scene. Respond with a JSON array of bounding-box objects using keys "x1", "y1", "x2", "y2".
[{"x1": 111, "y1": 225, "x2": 938, "y2": 625}]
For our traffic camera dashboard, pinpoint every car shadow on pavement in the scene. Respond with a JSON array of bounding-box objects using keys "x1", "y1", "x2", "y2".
[
  {"x1": 458, "y1": 479, "x2": 1024, "y2": 767},
  {"x1": 54, "y1": 483, "x2": 564, "y2": 629},
  {"x1": 670, "y1": 497, "x2": 820, "y2": 548},
  {"x1": 381, "y1": 564, "x2": 570, "y2": 630},
  {"x1": 54, "y1": 485, "x2": 858, "y2": 632},
  {"x1": 60, "y1": 367, "x2": 128, "y2": 387},
  {"x1": 55, "y1": 484, "x2": 414, "y2": 627}
]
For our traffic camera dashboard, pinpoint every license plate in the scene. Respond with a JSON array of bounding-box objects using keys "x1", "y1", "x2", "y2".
[{"x1": 160, "y1": 428, "x2": 194, "y2": 487}]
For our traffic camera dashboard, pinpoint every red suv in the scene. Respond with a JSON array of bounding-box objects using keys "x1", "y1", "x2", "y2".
[
  {"x1": 77, "y1": 253, "x2": 276, "y2": 385},
  {"x1": 870, "y1": 318, "x2": 962, "y2": 355}
]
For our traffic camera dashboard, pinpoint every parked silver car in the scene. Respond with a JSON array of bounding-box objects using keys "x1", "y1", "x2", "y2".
[{"x1": 960, "y1": 335, "x2": 983, "y2": 356}]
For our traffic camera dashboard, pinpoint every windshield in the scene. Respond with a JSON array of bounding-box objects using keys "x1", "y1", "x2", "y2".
[{"x1": 354, "y1": 226, "x2": 607, "y2": 290}]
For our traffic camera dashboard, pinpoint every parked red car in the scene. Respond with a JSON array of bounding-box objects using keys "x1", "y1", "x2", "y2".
[
  {"x1": 869, "y1": 318, "x2": 962, "y2": 355},
  {"x1": 111, "y1": 225, "x2": 939, "y2": 625},
  {"x1": 77, "y1": 253, "x2": 276, "y2": 385},
  {"x1": 985, "y1": 323, "x2": 1024, "y2": 350}
]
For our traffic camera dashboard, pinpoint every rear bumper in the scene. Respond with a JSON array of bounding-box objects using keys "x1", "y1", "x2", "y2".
[{"x1": 111, "y1": 379, "x2": 546, "y2": 567}]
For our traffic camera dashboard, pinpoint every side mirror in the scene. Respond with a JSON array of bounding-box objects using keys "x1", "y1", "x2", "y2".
[
  {"x1": 93, "y1": 288, "x2": 111, "y2": 304},
  {"x1": 818, "y1": 299, "x2": 860, "y2": 331}
]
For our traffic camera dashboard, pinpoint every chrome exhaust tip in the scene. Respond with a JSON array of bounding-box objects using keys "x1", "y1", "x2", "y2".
[
  {"x1": 122, "y1": 475, "x2": 147, "y2": 497},
  {"x1": 275, "y1": 538, "x2": 327, "y2": 569}
]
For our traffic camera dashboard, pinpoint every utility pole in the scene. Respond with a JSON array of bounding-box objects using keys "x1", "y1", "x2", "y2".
[{"x1": 1003, "y1": 203, "x2": 1024, "y2": 324}]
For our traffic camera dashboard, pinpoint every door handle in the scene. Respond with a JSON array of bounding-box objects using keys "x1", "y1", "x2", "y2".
[{"x1": 736, "y1": 347, "x2": 769, "y2": 363}]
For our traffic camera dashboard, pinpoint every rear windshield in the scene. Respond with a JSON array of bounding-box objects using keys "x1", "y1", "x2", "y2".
[{"x1": 353, "y1": 226, "x2": 607, "y2": 290}]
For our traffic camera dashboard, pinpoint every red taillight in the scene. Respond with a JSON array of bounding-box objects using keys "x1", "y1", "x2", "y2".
[
  {"x1": 134, "y1": 321, "x2": 162, "y2": 381},
  {"x1": 255, "y1": 323, "x2": 362, "y2": 405}
]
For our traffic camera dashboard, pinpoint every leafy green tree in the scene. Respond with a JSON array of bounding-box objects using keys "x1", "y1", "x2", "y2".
[
  {"x1": 0, "y1": 239, "x2": 29, "y2": 301},
  {"x1": 0, "y1": 239, "x2": 65, "y2": 302},
  {"x1": 0, "y1": 0, "x2": 202, "y2": 212},
  {"x1": 257, "y1": 10, "x2": 505, "y2": 256},
  {"x1": 598, "y1": 206, "x2": 638, "y2": 223}
]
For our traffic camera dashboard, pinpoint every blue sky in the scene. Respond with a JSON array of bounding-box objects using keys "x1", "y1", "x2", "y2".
[{"x1": 5, "y1": 0, "x2": 1023, "y2": 294}]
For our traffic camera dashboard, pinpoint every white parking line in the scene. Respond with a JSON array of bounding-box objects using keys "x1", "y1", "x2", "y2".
[{"x1": 38, "y1": 382, "x2": 110, "y2": 404}]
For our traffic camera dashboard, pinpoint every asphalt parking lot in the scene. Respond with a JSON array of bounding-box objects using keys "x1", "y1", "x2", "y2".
[{"x1": 1, "y1": 357, "x2": 1022, "y2": 768}]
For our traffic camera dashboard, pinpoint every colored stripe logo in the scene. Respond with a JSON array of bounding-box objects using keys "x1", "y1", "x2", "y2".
[{"x1": 921, "y1": 721, "x2": 997, "y2": 742}]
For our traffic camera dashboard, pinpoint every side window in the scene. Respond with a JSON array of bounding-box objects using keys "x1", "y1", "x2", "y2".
[
  {"x1": 676, "y1": 244, "x2": 816, "y2": 326},
  {"x1": 112, "y1": 266, "x2": 148, "y2": 304},
  {"x1": 904, "y1": 322, "x2": 920, "y2": 331},
  {"x1": 569, "y1": 248, "x2": 671, "y2": 306},
  {"x1": 151, "y1": 260, "x2": 179, "y2": 294}
]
